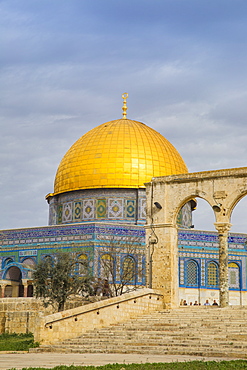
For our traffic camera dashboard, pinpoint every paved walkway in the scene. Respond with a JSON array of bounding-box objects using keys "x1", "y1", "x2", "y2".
[{"x1": 0, "y1": 352, "x2": 242, "y2": 370}]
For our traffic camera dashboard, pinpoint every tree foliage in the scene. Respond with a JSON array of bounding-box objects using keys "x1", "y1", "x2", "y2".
[
  {"x1": 98, "y1": 237, "x2": 145, "y2": 297},
  {"x1": 33, "y1": 252, "x2": 93, "y2": 312}
]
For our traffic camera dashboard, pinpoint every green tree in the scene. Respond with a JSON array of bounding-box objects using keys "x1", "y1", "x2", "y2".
[{"x1": 33, "y1": 252, "x2": 93, "y2": 312}]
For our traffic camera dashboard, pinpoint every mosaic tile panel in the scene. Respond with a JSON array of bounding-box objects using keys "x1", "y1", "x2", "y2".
[
  {"x1": 181, "y1": 203, "x2": 192, "y2": 228},
  {"x1": 48, "y1": 204, "x2": 57, "y2": 226},
  {"x1": 108, "y1": 199, "x2": 124, "y2": 218},
  {"x1": 242, "y1": 257, "x2": 246, "y2": 289},
  {"x1": 228, "y1": 263, "x2": 240, "y2": 289},
  {"x1": 57, "y1": 205, "x2": 63, "y2": 224},
  {"x1": 82, "y1": 199, "x2": 95, "y2": 220},
  {"x1": 49, "y1": 189, "x2": 147, "y2": 225},
  {"x1": 74, "y1": 201, "x2": 82, "y2": 221},
  {"x1": 126, "y1": 200, "x2": 136, "y2": 218},
  {"x1": 180, "y1": 258, "x2": 184, "y2": 285},
  {"x1": 62, "y1": 202, "x2": 72, "y2": 223},
  {"x1": 96, "y1": 199, "x2": 106, "y2": 218}
]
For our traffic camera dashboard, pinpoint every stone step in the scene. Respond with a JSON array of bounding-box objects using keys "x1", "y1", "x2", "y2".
[
  {"x1": 80, "y1": 326, "x2": 247, "y2": 336},
  {"x1": 32, "y1": 343, "x2": 247, "y2": 358},
  {"x1": 64, "y1": 336, "x2": 247, "y2": 345},
  {"x1": 34, "y1": 307, "x2": 247, "y2": 357},
  {"x1": 60, "y1": 340, "x2": 247, "y2": 350}
]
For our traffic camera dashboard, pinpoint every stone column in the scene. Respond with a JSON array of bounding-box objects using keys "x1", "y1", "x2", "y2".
[
  {"x1": 214, "y1": 222, "x2": 232, "y2": 308},
  {"x1": 146, "y1": 223, "x2": 179, "y2": 308},
  {"x1": 24, "y1": 284, "x2": 28, "y2": 298},
  {"x1": 1, "y1": 285, "x2": 6, "y2": 298}
]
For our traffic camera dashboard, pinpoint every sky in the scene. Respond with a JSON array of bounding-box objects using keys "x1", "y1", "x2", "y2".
[{"x1": 1, "y1": 0, "x2": 247, "y2": 232}]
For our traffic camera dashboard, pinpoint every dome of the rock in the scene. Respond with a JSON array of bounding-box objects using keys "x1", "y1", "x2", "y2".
[{"x1": 53, "y1": 118, "x2": 188, "y2": 195}]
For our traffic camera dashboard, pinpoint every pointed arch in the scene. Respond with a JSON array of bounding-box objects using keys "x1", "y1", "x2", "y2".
[
  {"x1": 185, "y1": 259, "x2": 199, "y2": 287},
  {"x1": 122, "y1": 255, "x2": 136, "y2": 284},
  {"x1": 228, "y1": 262, "x2": 240, "y2": 289},
  {"x1": 206, "y1": 261, "x2": 219, "y2": 288}
]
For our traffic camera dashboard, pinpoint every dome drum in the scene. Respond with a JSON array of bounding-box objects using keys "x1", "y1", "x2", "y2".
[{"x1": 48, "y1": 188, "x2": 147, "y2": 226}]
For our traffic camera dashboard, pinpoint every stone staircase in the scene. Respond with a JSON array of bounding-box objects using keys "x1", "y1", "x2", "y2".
[{"x1": 32, "y1": 306, "x2": 247, "y2": 358}]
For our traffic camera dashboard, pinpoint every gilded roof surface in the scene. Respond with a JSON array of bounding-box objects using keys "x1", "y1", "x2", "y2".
[{"x1": 54, "y1": 119, "x2": 188, "y2": 195}]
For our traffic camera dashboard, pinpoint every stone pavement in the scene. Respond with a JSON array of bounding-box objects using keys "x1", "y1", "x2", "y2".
[{"x1": 0, "y1": 352, "x2": 241, "y2": 370}]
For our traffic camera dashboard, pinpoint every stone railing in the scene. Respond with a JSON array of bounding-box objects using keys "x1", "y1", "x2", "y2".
[{"x1": 35, "y1": 288, "x2": 164, "y2": 345}]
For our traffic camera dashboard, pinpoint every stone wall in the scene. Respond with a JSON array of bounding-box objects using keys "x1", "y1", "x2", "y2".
[
  {"x1": 0, "y1": 297, "x2": 93, "y2": 335},
  {"x1": 35, "y1": 288, "x2": 164, "y2": 345}
]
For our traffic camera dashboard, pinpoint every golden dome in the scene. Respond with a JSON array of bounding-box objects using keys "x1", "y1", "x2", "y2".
[{"x1": 53, "y1": 118, "x2": 188, "y2": 195}]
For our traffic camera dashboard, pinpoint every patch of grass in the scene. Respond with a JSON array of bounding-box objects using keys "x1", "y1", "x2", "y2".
[
  {"x1": 0, "y1": 332, "x2": 39, "y2": 351},
  {"x1": 7, "y1": 360, "x2": 247, "y2": 370}
]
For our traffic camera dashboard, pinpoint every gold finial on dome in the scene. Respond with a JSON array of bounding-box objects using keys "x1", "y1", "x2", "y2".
[{"x1": 122, "y1": 92, "x2": 128, "y2": 119}]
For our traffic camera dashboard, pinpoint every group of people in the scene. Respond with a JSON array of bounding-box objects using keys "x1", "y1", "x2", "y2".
[
  {"x1": 181, "y1": 299, "x2": 219, "y2": 306},
  {"x1": 94, "y1": 278, "x2": 111, "y2": 297}
]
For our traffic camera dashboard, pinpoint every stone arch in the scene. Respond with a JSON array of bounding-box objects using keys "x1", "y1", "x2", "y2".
[
  {"x1": 173, "y1": 194, "x2": 217, "y2": 227},
  {"x1": 146, "y1": 167, "x2": 247, "y2": 308},
  {"x1": 228, "y1": 190, "x2": 247, "y2": 224}
]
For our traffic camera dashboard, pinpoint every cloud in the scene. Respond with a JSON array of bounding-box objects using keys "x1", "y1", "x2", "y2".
[{"x1": 1, "y1": 0, "x2": 247, "y2": 232}]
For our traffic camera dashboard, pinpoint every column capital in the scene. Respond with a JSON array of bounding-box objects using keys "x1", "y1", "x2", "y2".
[{"x1": 214, "y1": 222, "x2": 232, "y2": 234}]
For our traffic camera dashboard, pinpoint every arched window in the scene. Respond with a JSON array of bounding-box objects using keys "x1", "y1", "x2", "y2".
[
  {"x1": 43, "y1": 255, "x2": 53, "y2": 263},
  {"x1": 74, "y1": 254, "x2": 88, "y2": 276},
  {"x1": 186, "y1": 260, "x2": 199, "y2": 287},
  {"x1": 22, "y1": 258, "x2": 36, "y2": 268},
  {"x1": 122, "y1": 256, "x2": 136, "y2": 284},
  {"x1": 207, "y1": 261, "x2": 218, "y2": 287},
  {"x1": 100, "y1": 254, "x2": 114, "y2": 282},
  {"x1": 228, "y1": 262, "x2": 240, "y2": 289}
]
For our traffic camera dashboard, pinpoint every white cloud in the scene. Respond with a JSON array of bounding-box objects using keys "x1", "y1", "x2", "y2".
[{"x1": 1, "y1": 0, "x2": 247, "y2": 233}]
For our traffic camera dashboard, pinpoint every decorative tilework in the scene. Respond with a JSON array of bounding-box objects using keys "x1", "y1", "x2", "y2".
[
  {"x1": 186, "y1": 260, "x2": 199, "y2": 286},
  {"x1": 180, "y1": 259, "x2": 184, "y2": 284},
  {"x1": 62, "y1": 202, "x2": 72, "y2": 223},
  {"x1": 201, "y1": 259, "x2": 205, "y2": 285},
  {"x1": 48, "y1": 205, "x2": 57, "y2": 225},
  {"x1": 228, "y1": 262, "x2": 240, "y2": 289},
  {"x1": 108, "y1": 199, "x2": 124, "y2": 218},
  {"x1": 126, "y1": 200, "x2": 136, "y2": 218},
  {"x1": 177, "y1": 203, "x2": 192, "y2": 228},
  {"x1": 97, "y1": 199, "x2": 106, "y2": 218},
  {"x1": 57, "y1": 205, "x2": 63, "y2": 224},
  {"x1": 242, "y1": 257, "x2": 246, "y2": 289},
  {"x1": 74, "y1": 201, "x2": 82, "y2": 221},
  {"x1": 140, "y1": 198, "x2": 146, "y2": 219},
  {"x1": 82, "y1": 199, "x2": 95, "y2": 220}
]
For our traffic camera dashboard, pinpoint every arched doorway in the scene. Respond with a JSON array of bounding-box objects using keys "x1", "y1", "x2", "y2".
[{"x1": 4, "y1": 266, "x2": 22, "y2": 297}]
